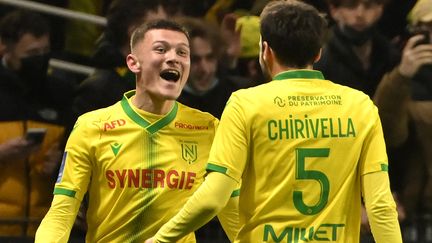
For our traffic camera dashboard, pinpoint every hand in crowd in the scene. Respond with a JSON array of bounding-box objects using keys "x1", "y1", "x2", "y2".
[
  {"x1": 398, "y1": 34, "x2": 432, "y2": 78},
  {"x1": 220, "y1": 13, "x2": 241, "y2": 68},
  {"x1": 0, "y1": 137, "x2": 40, "y2": 164},
  {"x1": 42, "y1": 142, "x2": 62, "y2": 175}
]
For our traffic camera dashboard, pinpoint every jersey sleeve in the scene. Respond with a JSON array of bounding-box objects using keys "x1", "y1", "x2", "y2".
[
  {"x1": 216, "y1": 185, "x2": 240, "y2": 241},
  {"x1": 54, "y1": 115, "x2": 93, "y2": 201},
  {"x1": 154, "y1": 172, "x2": 237, "y2": 242},
  {"x1": 362, "y1": 172, "x2": 402, "y2": 243},
  {"x1": 206, "y1": 93, "x2": 248, "y2": 182},
  {"x1": 35, "y1": 194, "x2": 82, "y2": 243},
  {"x1": 358, "y1": 104, "x2": 389, "y2": 175}
]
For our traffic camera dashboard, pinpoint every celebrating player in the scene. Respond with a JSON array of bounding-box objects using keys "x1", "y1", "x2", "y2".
[
  {"x1": 146, "y1": 1, "x2": 402, "y2": 242},
  {"x1": 35, "y1": 19, "x2": 238, "y2": 242}
]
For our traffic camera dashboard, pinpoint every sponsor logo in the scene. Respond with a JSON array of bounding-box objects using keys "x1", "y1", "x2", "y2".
[
  {"x1": 181, "y1": 141, "x2": 198, "y2": 164},
  {"x1": 110, "y1": 142, "x2": 123, "y2": 156},
  {"x1": 263, "y1": 223, "x2": 345, "y2": 242},
  {"x1": 103, "y1": 119, "x2": 126, "y2": 131},
  {"x1": 274, "y1": 96, "x2": 286, "y2": 107},
  {"x1": 174, "y1": 122, "x2": 208, "y2": 130},
  {"x1": 105, "y1": 169, "x2": 196, "y2": 189}
]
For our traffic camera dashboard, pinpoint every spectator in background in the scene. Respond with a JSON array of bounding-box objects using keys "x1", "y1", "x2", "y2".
[
  {"x1": 176, "y1": 16, "x2": 241, "y2": 118},
  {"x1": 374, "y1": 0, "x2": 432, "y2": 241},
  {"x1": 0, "y1": 10, "x2": 73, "y2": 239},
  {"x1": 234, "y1": 15, "x2": 266, "y2": 86},
  {"x1": 315, "y1": 0, "x2": 398, "y2": 97},
  {"x1": 71, "y1": 0, "x2": 168, "y2": 123}
]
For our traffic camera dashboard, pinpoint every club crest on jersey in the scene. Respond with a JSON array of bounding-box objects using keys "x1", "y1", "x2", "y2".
[{"x1": 181, "y1": 141, "x2": 198, "y2": 164}]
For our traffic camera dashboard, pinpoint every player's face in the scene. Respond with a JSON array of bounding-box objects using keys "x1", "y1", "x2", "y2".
[
  {"x1": 188, "y1": 37, "x2": 218, "y2": 93},
  {"x1": 134, "y1": 29, "x2": 190, "y2": 101}
]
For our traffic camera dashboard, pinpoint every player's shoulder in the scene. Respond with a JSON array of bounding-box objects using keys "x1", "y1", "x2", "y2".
[
  {"x1": 76, "y1": 102, "x2": 122, "y2": 128},
  {"x1": 336, "y1": 82, "x2": 374, "y2": 105},
  {"x1": 176, "y1": 102, "x2": 218, "y2": 123}
]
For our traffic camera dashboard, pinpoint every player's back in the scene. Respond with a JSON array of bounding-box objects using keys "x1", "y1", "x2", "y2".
[{"x1": 228, "y1": 71, "x2": 386, "y2": 242}]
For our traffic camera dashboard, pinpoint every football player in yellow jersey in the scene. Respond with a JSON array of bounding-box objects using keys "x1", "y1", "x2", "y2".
[
  {"x1": 35, "y1": 19, "x2": 238, "y2": 242},
  {"x1": 147, "y1": 1, "x2": 402, "y2": 243}
]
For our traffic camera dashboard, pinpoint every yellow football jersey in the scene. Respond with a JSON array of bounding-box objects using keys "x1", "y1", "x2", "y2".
[
  {"x1": 207, "y1": 70, "x2": 388, "y2": 242},
  {"x1": 55, "y1": 90, "x2": 218, "y2": 242}
]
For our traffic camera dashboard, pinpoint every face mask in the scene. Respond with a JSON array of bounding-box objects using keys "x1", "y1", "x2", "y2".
[
  {"x1": 337, "y1": 25, "x2": 375, "y2": 46},
  {"x1": 18, "y1": 54, "x2": 50, "y2": 90}
]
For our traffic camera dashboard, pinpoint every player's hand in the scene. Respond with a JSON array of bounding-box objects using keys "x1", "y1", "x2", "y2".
[
  {"x1": 144, "y1": 237, "x2": 154, "y2": 243},
  {"x1": 398, "y1": 35, "x2": 432, "y2": 78}
]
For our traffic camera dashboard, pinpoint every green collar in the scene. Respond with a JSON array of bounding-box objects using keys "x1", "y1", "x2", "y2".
[
  {"x1": 273, "y1": 70, "x2": 324, "y2": 81},
  {"x1": 121, "y1": 90, "x2": 178, "y2": 134}
]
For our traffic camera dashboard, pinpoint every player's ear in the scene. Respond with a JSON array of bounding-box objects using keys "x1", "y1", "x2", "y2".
[
  {"x1": 126, "y1": 54, "x2": 141, "y2": 73},
  {"x1": 262, "y1": 41, "x2": 270, "y2": 63},
  {"x1": 314, "y1": 48, "x2": 322, "y2": 63},
  {"x1": 262, "y1": 41, "x2": 275, "y2": 69}
]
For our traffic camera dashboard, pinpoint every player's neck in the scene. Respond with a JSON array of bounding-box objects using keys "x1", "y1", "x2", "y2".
[
  {"x1": 271, "y1": 63, "x2": 314, "y2": 77},
  {"x1": 131, "y1": 93, "x2": 175, "y2": 115}
]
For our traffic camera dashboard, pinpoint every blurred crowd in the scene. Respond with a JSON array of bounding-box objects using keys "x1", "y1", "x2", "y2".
[{"x1": 0, "y1": 0, "x2": 431, "y2": 242}]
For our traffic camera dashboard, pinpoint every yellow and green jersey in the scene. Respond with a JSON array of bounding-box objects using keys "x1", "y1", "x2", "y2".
[
  {"x1": 55, "y1": 90, "x2": 218, "y2": 242},
  {"x1": 207, "y1": 70, "x2": 388, "y2": 243}
]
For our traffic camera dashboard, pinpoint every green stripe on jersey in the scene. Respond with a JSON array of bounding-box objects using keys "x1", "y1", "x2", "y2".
[
  {"x1": 231, "y1": 189, "x2": 240, "y2": 197},
  {"x1": 207, "y1": 163, "x2": 228, "y2": 174},
  {"x1": 273, "y1": 70, "x2": 324, "y2": 81},
  {"x1": 54, "y1": 187, "x2": 76, "y2": 197},
  {"x1": 121, "y1": 91, "x2": 178, "y2": 134},
  {"x1": 381, "y1": 164, "x2": 388, "y2": 172}
]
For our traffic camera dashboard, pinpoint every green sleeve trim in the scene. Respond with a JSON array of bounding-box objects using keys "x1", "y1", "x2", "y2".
[
  {"x1": 206, "y1": 163, "x2": 228, "y2": 174},
  {"x1": 380, "y1": 164, "x2": 388, "y2": 172},
  {"x1": 54, "y1": 187, "x2": 76, "y2": 198},
  {"x1": 231, "y1": 189, "x2": 240, "y2": 197}
]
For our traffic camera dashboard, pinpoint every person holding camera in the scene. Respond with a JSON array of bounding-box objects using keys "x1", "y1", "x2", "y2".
[
  {"x1": 373, "y1": 0, "x2": 432, "y2": 240},
  {"x1": 0, "y1": 10, "x2": 74, "y2": 240}
]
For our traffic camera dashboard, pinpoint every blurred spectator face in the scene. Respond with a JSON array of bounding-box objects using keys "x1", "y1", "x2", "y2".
[
  {"x1": 132, "y1": 29, "x2": 190, "y2": 100},
  {"x1": 330, "y1": 2, "x2": 383, "y2": 32},
  {"x1": 188, "y1": 37, "x2": 218, "y2": 93},
  {"x1": 4, "y1": 33, "x2": 50, "y2": 72}
]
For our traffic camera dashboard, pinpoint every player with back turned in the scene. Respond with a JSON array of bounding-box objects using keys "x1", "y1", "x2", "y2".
[
  {"x1": 146, "y1": 1, "x2": 402, "y2": 242},
  {"x1": 35, "y1": 19, "x2": 238, "y2": 242}
]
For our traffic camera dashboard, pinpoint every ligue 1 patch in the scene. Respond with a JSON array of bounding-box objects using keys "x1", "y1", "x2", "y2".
[
  {"x1": 181, "y1": 140, "x2": 198, "y2": 164},
  {"x1": 56, "y1": 151, "x2": 67, "y2": 183}
]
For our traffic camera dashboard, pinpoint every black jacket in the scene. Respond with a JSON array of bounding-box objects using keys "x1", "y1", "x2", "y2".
[{"x1": 315, "y1": 27, "x2": 399, "y2": 97}]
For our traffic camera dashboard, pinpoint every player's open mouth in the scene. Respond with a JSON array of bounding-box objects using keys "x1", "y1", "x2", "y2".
[{"x1": 160, "y1": 69, "x2": 180, "y2": 82}]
